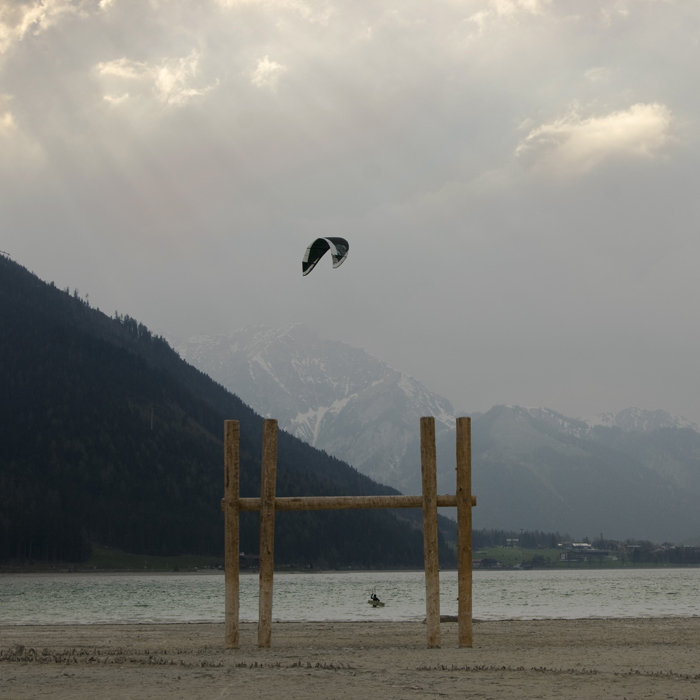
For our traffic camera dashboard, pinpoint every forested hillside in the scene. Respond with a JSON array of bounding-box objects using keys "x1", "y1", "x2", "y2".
[{"x1": 0, "y1": 255, "x2": 454, "y2": 567}]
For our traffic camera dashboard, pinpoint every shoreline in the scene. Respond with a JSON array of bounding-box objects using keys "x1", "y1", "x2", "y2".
[
  {"x1": 3, "y1": 563, "x2": 700, "y2": 575},
  {"x1": 3, "y1": 613, "x2": 700, "y2": 626},
  {"x1": 2, "y1": 619, "x2": 700, "y2": 699}
]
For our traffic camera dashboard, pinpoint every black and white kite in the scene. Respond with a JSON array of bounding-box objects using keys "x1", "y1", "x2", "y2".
[{"x1": 302, "y1": 237, "x2": 349, "y2": 276}]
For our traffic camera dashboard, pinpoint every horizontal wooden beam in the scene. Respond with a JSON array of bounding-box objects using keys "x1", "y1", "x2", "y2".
[{"x1": 221, "y1": 494, "x2": 476, "y2": 512}]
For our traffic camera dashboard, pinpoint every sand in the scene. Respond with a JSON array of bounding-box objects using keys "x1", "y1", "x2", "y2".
[{"x1": 2, "y1": 618, "x2": 700, "y2": 699}]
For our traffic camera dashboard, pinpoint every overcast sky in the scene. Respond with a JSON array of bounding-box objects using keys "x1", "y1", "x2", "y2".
[{"x1": 2, "y1": 0, "x2": 699, "y2": 421}]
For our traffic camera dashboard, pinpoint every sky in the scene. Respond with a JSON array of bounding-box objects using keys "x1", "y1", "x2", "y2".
[{"x1": 2, "y1": 0, "x2": 700, "y2": 421}]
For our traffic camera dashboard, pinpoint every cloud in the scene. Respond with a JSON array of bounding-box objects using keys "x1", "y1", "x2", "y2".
[
  {"x1": 0, "y1": 93, "x2": 43, "y2": 170},
  {"x1": 102, "y1": 92, "x2": 129, "y2": 105},
  {"x1": 97, "y1": 56, "x2": 151, "y2": 81},
  {"x1": 467, "y1": 0, "x2": 553, "y2": 31},
  {"x1": 0, "y1": 0, "x2": 94, "y2": 54},
  {"x1": 584, "y1": 67, "x2": 611, "y2": 84},
  {"x1": 516, "y1": 103, "x2": 673, "y2": 176},
  {"x1": 214, "y1": 0, "x2": 323, "y2": 21},
  {"x1": 250, "y1": 55, "x2": 288, "y2": 90},
  {"x1": 0, "y1": 93, "x2": 15, "y2": 133},
  {"x1": 96, "y1": 50, "x2": 218, "y2": 107},
  {"x1": 489, "y1": 0, "x2": 552, "y2": 16}
]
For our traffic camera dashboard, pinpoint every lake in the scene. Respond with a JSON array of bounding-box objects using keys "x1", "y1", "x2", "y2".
[{"x1": 1, "y1": 568, "x2": 699, "y2": 625}]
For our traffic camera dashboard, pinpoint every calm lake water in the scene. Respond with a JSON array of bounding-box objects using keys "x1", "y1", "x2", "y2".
[{"x1": 1, "y1": 568, "x2": 699, "y2": 625}]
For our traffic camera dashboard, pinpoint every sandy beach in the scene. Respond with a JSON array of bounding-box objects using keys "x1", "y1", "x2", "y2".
[{"x1": 2, "y1": 618, "x2": 700, "y2": 699}]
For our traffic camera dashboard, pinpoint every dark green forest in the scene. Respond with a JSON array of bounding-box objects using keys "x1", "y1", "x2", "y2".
[{"x1": 0, "y1": 255, "x2": 455, "y2": 568}]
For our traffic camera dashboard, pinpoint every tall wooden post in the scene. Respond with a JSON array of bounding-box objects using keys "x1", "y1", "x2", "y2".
[
  {"x1": 420, "y1": 416, "x2": 441, "y2": 648},
  {"x1": 224, "y1": 420, "x2": 240, "y2": 649},
  {"x1": 257, "y1": 419, "x2": 278, "y2": 648},
  {"x1": 456, "y1": 416, "x2": 473, "y2": 648}
]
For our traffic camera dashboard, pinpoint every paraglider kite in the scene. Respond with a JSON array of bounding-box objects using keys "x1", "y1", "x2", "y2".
[{"x1": 302, "y1": 237, "x2": 349, "y2": 276}]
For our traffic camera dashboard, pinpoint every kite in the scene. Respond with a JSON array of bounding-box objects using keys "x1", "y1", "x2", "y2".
[{"x1": 302, "y1": 237, "x2": 349, "y2": 276}]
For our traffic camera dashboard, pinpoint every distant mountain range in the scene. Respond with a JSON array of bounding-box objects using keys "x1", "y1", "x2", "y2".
[
  {"x1": 177, "y1": 325, "x2": 700, "y2": 543},
  {"x1": 431, "y1": 405, "x2": 700, "y2": 543},
  {"x1": 0, "y1": 258, "x2": 455, "y2": 567}
]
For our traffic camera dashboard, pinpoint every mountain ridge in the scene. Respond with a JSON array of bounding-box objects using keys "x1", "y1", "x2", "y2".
[{"x1": 177, "y1": 325, "x2": 700, "y2": 543}]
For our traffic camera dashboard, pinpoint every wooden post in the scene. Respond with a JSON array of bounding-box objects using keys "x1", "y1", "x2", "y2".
[
  {"x1": 257, "y1": 419, "x2": 278, "y2": 648},
  {"x1": 456, "y1": 417, "x2": 473, "y2": 648},
  {"x1": 420, "y1": 416, "x2": 441, "y2": 648},
  {"x1": 224, "y1": 420, "x2": 240, "y2": 649}
]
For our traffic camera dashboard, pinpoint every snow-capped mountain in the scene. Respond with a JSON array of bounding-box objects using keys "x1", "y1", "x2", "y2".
[
  {"x1": 493, "y1": 405, "x2": 700, "y2": 440},
  {"x1": 582, "y1": 407, "x2": 700, "y2": 433},
  {"x1": 176, "y1": 324, "x2": 456, "y2": 487}
]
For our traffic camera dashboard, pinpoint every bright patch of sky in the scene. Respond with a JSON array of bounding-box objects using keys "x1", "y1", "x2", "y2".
[{"x1": 516, "y1": 103, "x2": 673, "y2": 176}]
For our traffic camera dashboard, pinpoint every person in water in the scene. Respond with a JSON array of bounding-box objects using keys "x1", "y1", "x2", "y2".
[{"x1": 371, "y1": 593, "x2": 380, "y2": 602}]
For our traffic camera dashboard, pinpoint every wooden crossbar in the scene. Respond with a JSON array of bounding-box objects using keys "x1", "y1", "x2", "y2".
[
  {"x1": 223, "y1": 416, "x2": 475, "y2": 650},
  {"x1": 222, "y1": 494, "x2": 476, "y2": 511}
]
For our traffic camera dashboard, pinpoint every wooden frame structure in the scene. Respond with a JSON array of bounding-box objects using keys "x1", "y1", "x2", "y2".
[{"x1": 222, "y1": 416, "x2": 475, "y2": 649}]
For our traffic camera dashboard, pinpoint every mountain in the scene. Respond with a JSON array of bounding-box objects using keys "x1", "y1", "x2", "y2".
[
  {"x1": 583, "y1": 407, "x2": 700, "y2": 433},
  {"x1": 176, "y1": 324, "x2": 455, "y2": 490},
  {"x1": 0, "y1": 255, "x2": 455, "y2": 567},
  {"x1": 475, "y1": 405, "x2": 700, "y2": 440},
  {"x1": 177, "y1": 325, "x2": 700, "y2": 543},
  {"x1": 428, "y1": 405, "x2": 700, "y2": 543}
]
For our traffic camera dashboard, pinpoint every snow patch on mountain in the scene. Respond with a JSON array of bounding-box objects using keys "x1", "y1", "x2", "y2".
[
  {"x1": 505, "y1": 406, "x2": 592, "y2": 438},
  {"x1": 582, "y1": 407, "x2": 700, "y2": 433},
  {"x1": 498, "y1": 406, "x2": 700, "y2": 438},
  {"x1": 503, "y1": 405, "x2": 700, "y2": 437}
]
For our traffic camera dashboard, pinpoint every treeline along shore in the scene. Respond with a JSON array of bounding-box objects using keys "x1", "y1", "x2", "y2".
[{"x1": 3, "y1": 531, "x2": 700, "y2": 573}]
